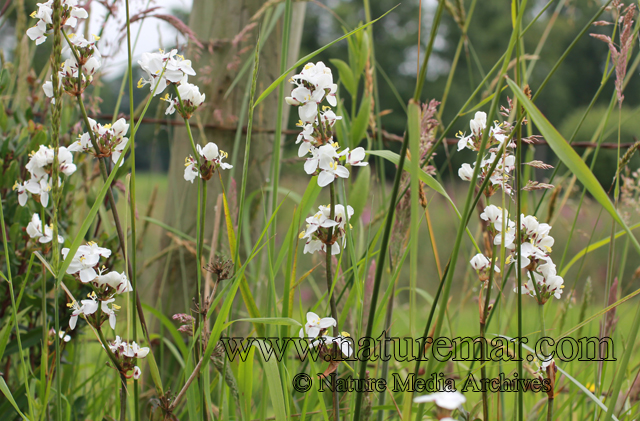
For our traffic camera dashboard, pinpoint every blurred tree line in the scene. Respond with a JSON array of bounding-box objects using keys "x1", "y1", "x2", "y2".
[{"x1": 3, "y1": 0, "x2": 639, "y2": 183}]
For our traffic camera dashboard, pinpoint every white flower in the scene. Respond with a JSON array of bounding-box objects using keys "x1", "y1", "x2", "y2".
[
  {"x1": 133, "y1": 366, "x2": 142, "y2": 380},
  {"x1": 469, "y1": 111, "x2": 486, "y2": 136},
  {"x1": 184, "y1": 156, "x2": 198, "y2": 183},
  {"x1": 299, "y1": 312, "x2": 336, "y2": 338},
  {"x1": 516, "y1": 242, "x2": 548, "y2": 268},
  {"x1": 320, "y1": 109, "x2": 342, "y2": 127},
  {"x1": 303, "y1": 239, "x2": 324, "y2": 254},
  {"x1": 287, "y1": 62, "x2": 338, "y2": 122},
  {"x1": 311, "y1": 334, "x2": 354, "y2": 357},
  {"x1": 22, "y1": 177, "x2": 52, "y2": 207},
  {"x1": 520, "y1": 215, "x2": 539, "y2": 236},
  {"x1": 296, "y1": 123, "x2": 315, "y2": 157},
  {"x1": 26, "y1": 0, "x2": 88, "y2": 45},
  {"x1": 344, "y1": 147, "x2": 368, "y2": 167},
  {"x1": 480, "y1": 205, "x2": 503, "y2": 224},
  {"x1": 301, "y1": 207, "x2": 339, "y2": 240},
  {"x1": 470, "y1": 254, "x2": 490, "y2": 271},
  {"x1": 458, "y1": 163, "x2": 474, "y2": 181},
  {"x1": 101, "y1": 298, "x2": 119, "y2": 330},
  {"x1": 26, "y1": 213, "x2": 44, "y2": 239},
  {"x1": 26, "y1": 19, "x2": 48, "y2": 45},
  {"x1": 58, "y1": 330, "x2": 71, "y2": 342},
  {"x1": 413, "y1": 391, "x2": 466, "y2": 410},
  {"x1": 68, "y1": 294, "x2": 99, "y2": 330},
  {"x1": 62, "y1": 242, "x2": 111, "y2": 283},
  {"x1": 12, "y1": 181, "x2": 29, "y2": 206},
  {"x1": 304, "y1": 144, "x2": 348, "y2": 187},
  {"x1": 456, "y1": 131, "x2": 472, "y2": 151},
  {"x1": 95, "y1": 270, "x2": 132, "y2": 294},
  {"x1": 138, "y1": 50, "x2": 195, "y2": 95},
  {"x1": 318, "y1": 160, "x2": 349, "y2": 187},
  {"x1": 198, "y1": 143, "x2": 219, "y2": 161}
]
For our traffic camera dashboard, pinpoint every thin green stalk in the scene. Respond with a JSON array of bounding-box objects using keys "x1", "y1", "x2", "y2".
[
  {"x1": 1, "y1": 193, "x2": 35, "y2": 420},
  {"x1": 325, "y1": 182, "x2": 339, "y2": 421},
  {"x1": 235, "y1": 38, "x2": 261, "y2": 269},
  {"x1": 49, "y1": 0, "x2": 63, "y2": 418},
  {"x1": 123, "y1": 0, "x2": 140, "y2": 417},
  {"x1": 270, "y1": 0, "x2": 292, "y2": 280},
  {"x1": 480, "y1": 245, "x2": 498, "y2": 421},
  {"x1": 354, "y1": 1, "x2": 447, "y2": 419}
]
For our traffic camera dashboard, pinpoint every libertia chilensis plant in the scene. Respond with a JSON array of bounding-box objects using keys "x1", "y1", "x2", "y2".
[{"x1": 2, "y1": 0, "x2": 640, "y2": 421}]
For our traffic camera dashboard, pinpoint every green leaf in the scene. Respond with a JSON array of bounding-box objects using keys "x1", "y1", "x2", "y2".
[
  {"x1": 0, "y1": 377, "x2": 29, "y2": 420},
  {"x1": 253, "y1": 6, "x2": 397, "y2": 107},
  {"x1": 0, "y1": 69, "x2": 9, "y2": 95},
  {"x1": 350, "y1": 94, "x2": 371, "y2": 148},
  {"x1": 506, "y1": 77, "x2": 640, "y2": 255},
  {"x1": 349, "y1": 165, "x2": 371, "y2": 224},
  {"x1": 223, "y1": 317, "x2": 301, "y2": 330},
  {"x1": 561, "y1": 222, "x2": 640, "y2": 277},
  {"x1": 252, "y1": 340, "x2": 288, "y2": 421},
  {"x1": 357, "y1": 31, "x2": 370, "y2": 77},
  {"x1": 329, "y1": 59, "x2": 357, "y2": 97}
]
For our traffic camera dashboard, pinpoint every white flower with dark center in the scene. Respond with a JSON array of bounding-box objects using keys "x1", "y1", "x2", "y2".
[
  {"x1": 480, "y1": 205, "x2": 504, "y2": 224},
  {"x1": 68, "y1": 293, "x2": 99, "y2": 330},
  {"x1": 456, "y1": 130, "x2": 473, "y2": 151},
  {"x1": 318, "y1": 159, "x2": 349, "y2": 187},
  {"x1": 469, "y1": 111, "x2": 486, "y2": 136},
  {"x1": 344, "y1": 147, "x2": 368, "y2": 167},
  {"x1": 138, "y1": 50, "x2": 195, "y2": 95},
  {"x1": 299, "y1": 312, "x2": 336, "y2": 338},
  {"x1": 413, "y1": 391, "x2": 466, "y2": 410},
  {"x1": 62, "y1": 242, "x2": 111, "y2": 283},
  {"x1": 26, "y1": 0, "x2": 88, "y2": 45},
  {"x1": 101, "y1": 298, "x2": 119, "y2": 330},
  {"x1": 520, "y1": 215, "x2": 539, "y2": 236},
  {"x1": 320, "y1": 108, "x2": 342, "y2": 127},
  {"x1": 95, "y1": 270, "x2": 132, "y2": 294},
  {"x1": 458, "y1": 163, "x2": 474, "y2": 181},
  {"x1": 21, "y1": 177, "x2": 52, "y2": 207},
  {"x1": 12, "y1": 181, "x2": 29, "y2": 206},
  {"x1": 184, "y1": 156, "x2": 198, "y2": 183}
]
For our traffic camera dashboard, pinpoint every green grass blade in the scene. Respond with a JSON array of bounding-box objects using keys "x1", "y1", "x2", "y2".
[
  {"x1": 507, "y1": 77, "x2": 640, "y2": 256},
  {"x1": 0, "y1": 377, "x2": 30, "y2": 421},
  {"x1": 253, "y1": 339, "x2": 288, "y2": 421}
]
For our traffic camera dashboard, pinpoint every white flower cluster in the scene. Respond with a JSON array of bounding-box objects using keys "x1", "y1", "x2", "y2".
[
  {"x1": 479, "y1": 205, "x2": 564, "y2": 303},
  {"x1": 26, "y1": 0, "x2": 88, "y2": 45},
  {"x1": 69, "y1": 117, "x2": 129, "y2": 166},
  {"x1": 138, "y1": 49, "x2": 204, "y2": 118},
  {"x1": 13, "y1": 145, "x2": 76, "y2": 207},
  {"x1": 298, "y1": 312, "x2": 352, "y2": 357},
  {"x1": 63, "y1": 242, "x2": 131, "y2": 331},
  {"x1": 109, "y1": 336, "x2": 150, "y2": 380},
  {"x1": 63, "y1": 242, "x2": 132, "y2": 293},
  {"x1": 183, "y1": 142, "x2": 232, "y2": 183},
  {"x1": 300, "y1": 204, "x2": 354, "y2": 255},
  {"x1": 457, "y1": 111, "x2": 515, "y2": 196},
  {"x1": 67, "y1": 291, "x2": 120, "y2": 330},
  {"x1": 43, "y1": 34, "x2": 102, "y2": 102},
  {"x1": 286, "y1": 62, "x2": 368, "y2": 187},
  {"x1": 27, "y1": 213, "x2": 63, "y2": 244}
]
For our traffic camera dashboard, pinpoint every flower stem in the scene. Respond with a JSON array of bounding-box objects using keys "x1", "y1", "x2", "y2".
[
  {"x1": 96, "y1": 327, "x2": 127, "y2": 420},
  {"x1": 480, "y1": 245, "x2": 498, "y2": 421},
  {"x1": 325, "y1": 181, "x2": 340, "y2": 421}
]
